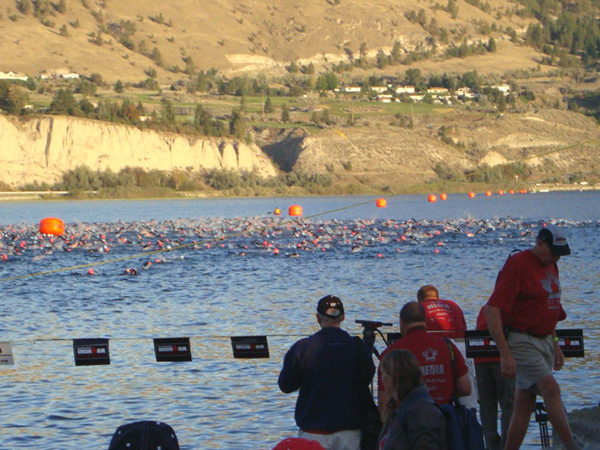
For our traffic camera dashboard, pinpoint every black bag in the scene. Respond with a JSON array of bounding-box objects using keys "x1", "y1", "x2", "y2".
[{"x1": 354, "y1": 337, "x2": 382, "y2": 450}]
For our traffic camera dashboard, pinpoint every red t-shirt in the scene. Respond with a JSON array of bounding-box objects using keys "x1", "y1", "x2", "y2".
[
  {"x1": 377, "y1": 328, "x2": 468, "y2": 405},
  {"x1": 487, "y1": 249, "x2": 566, "y2": 336},
  {"x1": 420, "y1": 298, "x2": 467, "y2": 338}
]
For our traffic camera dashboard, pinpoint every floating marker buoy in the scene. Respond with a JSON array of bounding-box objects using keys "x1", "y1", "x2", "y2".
[
  {"x1": 428, "y1": 194, "x2": 437, "y2": 203},
  {"x1": 274, "y1": 208, "x2": 281, "y2": 215},
  {"x1": 498, "y1": 190, "x2": 504, "y2": 195},
  {"x1": 440, "y1": 193, "x2": 447, "y2": 201},
  {"x1": 468, "y1": 192, "x2": 476, "y2": 198},
  {"x1": 39, "y1": 217, "x2": 65, "y2": 236},
  {"x1": 509, "y1": 189, "x2": 515, "y2": 195},
  {"x1": 288, "y1": 205, "x2": 303, "y2": 216},
  {"x1": 485, "y1": 190, "x2": 492, "y2": 197},
  {"x1": 375, "y1": 198, "x2": 387, "y2": 208}
]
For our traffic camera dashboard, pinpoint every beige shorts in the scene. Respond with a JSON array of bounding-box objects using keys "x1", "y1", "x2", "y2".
[{"x1": 507, "y1": 331, "x2": 554, "y2": 393}]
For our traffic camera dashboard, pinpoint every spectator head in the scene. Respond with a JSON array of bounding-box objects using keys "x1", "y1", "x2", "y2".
[
  {"x1": 316, "y1": 295, "x2": 345, "y2": 327},
  {"x1": 417, "y1": 285, "x2": 439, "y2": 302},
  {"x1": 380, "y1": 349, "x2": 423, "y2": 421},
  {"x1": 399, "y1": 301, "x2": 426, "y2": 334},
  {"x1": 108, "y1": 421, "x2": 179, "y2": 450}
]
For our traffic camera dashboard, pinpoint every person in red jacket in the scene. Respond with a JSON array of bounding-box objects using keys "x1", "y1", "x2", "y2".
[
  {"x1": 484, "y1": 225, "x2": 578, "y2": 450},
  {"x1": 377, "y1": 301, "x2": 471, "y2": 416}
]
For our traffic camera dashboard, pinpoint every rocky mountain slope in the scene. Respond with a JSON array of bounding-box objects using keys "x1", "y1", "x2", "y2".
[
  {"x1": 2, "y1": 109, "x2": 598, "y2": 190},
  {"x1": 0, "y1": 115, "x2": 277, "y2": 187},
  {"x1": 262, "y1": 109, "x2": 600, "y2": 188}
]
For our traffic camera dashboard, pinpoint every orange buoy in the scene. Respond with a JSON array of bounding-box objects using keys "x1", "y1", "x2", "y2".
[
  {"x1": 498, "y1": 190, "x2": 504, "y2": 195},
  {"x1": 428, "y1": 194, "x2": 437, "y2": 203},
  {"x1": 375, "y1": 198, "x2": 387, "y2": 208},
  {"x1": 485, "y1": 190, "x2": 492, "y2": 197},
  {"x1": 39, "y1": 217, "x2": 65, "y2": 236},
  {"x1": 288, "y1": 205, "x2": 303, "y2": 216},
  {"x1": 508, "y1": 189, "x2": 515, "y2": 195},
  {"x1": 440, "y1": 193, "x2": 447, "y2": 201},
  {"x1": 468, "y1": 192, "x2": 476, "y2": 198}
]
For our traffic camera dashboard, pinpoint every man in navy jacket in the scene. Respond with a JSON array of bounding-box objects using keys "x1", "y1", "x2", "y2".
[{"x1": 278, "y1": 295, "x2": 375, "y2": 450}]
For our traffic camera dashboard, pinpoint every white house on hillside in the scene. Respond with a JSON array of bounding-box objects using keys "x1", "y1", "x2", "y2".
[
  {"x1": 395, "y1": 85, "x2": 415, "y2": 94},
  {"x1": 370, "y1": 86, "x2": 388, "y2": 94},
  {"x1": 0, "y1": 71, "x2": 28, "y2": 81}
]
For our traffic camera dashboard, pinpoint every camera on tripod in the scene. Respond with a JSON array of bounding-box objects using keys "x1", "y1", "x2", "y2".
[{"x1": 356, "y1": 319, "x2": 393, "y2": 354}]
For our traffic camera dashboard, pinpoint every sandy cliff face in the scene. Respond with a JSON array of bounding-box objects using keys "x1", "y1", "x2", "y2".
[{"x1": 0, "y1": 115, "x2": 278, "y2": 187}]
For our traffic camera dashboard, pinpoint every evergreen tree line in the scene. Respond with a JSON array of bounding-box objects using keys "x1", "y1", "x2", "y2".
[{"x1": 520, "y1": 0, "x2": 600, "y2": 66}]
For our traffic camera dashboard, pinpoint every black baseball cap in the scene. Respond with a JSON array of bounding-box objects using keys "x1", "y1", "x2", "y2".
[
  {"x1": 317, "y1": 295, "x2": 344, "y2": 319},
  {"x1": 537, "y1": 225, "x2": 571, "y2": 256},
  {"x1": 108, "y1": 421, "x2": 179, "y2": 450}
]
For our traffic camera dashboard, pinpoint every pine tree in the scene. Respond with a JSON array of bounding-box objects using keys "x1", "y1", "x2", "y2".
[
  {"x1": 281, "y1": 105, "x2": 290, "y2": 123},
  {"x1": 264, "y1": 96, "x2": 274, "y2": 113}
]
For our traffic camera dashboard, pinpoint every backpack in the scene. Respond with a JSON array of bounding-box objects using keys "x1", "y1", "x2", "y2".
[
  {"x1": 441, "y1": 339, "x2": 486, "y2": 450},
  {"x1": 437, "y1": 402, "x2": 485, "y2": 450},
  {"x1": 399, "y1": 388, "x2": 485, "y2": 450}
]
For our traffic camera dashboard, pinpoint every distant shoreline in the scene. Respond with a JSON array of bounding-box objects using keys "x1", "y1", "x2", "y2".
[{"x1": 0, "y1": 184, "x2": 597, "y2": 202}]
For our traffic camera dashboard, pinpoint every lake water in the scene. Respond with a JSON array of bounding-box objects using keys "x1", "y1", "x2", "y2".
[{"x1": 0, "y1": 192, "x2": 598, "y2": 449}]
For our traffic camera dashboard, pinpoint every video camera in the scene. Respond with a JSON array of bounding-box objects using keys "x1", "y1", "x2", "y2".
[{"x1": 355, "y1": 320, "x2": 393, "y2": 356}]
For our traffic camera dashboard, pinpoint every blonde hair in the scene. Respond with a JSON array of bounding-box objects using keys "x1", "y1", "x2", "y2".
[{"x1": 380, "y1": 349, "x2": 423, "y2": 424}]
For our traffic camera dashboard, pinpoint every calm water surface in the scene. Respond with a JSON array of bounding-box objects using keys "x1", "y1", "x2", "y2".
[{"x1": 0, "y1": 192, "x2": 599, "y2": 449}]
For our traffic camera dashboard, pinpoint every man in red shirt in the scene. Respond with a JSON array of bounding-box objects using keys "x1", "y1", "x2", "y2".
[
  {"x1": 417, "y1": 285, "x2": 477, "y2": 410},
  {"x1": 417, "y1": 284, "x2": 467, "y2": 339},
  {"x1": 377, "y1": 301, "x2": 471, "y2": 415},
  {"x1": 484, "y1": 225, "x2": 578, "y2": 450}
]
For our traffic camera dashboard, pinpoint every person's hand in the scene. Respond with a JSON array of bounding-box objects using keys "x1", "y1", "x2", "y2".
[
  {"x1": 500, "y1": 352, "x2": 516, "y2": 378},
  {"x1": 554, "y1": 342, "x2": 565, "y2": 370}
]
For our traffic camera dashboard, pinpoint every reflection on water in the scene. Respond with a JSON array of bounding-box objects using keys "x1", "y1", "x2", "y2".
[{"x1": 1, "y1": 194, "x2": 599, "y2": 449}]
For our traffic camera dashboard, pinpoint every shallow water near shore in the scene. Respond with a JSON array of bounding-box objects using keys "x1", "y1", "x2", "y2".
[{"x1": 1, "y1": 192, "x2": 599, "y2": 449}]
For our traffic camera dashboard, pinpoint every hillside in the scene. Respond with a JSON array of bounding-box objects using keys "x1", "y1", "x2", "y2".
[
  {"x1": 2, "y1": 0, "x2": 600, "y2": 195},
  {"x1": 262, "y1": 109, "x2": 600, "y2": 189},
  {"x1": 2, "y1": 109, "x2": 598, "y2": 192},
  {"x1": 0, "y1": 0, "x2": 538, "y2": 82}
]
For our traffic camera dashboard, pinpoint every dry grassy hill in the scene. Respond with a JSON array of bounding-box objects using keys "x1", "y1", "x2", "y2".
[{"x1": 0, "y1": 0, "x2": 538, "y2": 82}]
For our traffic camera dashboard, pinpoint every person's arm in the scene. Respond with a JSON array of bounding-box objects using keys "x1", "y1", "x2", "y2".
[
  {"x1": 455, "y1": 372, "x2": 472, "y2": 397},
  {"x1": 483, "y1": 304, "x2": 516, "y2": 378},
  {"x1": 551, "y1": 331, "x2": 565, "y2": 371},
  {"x1": 448, "y1": 341, "x2": 471, "y2": 397},
  {"x1": 277, "y1": 345, "x2": 301, "y2": 393}
]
